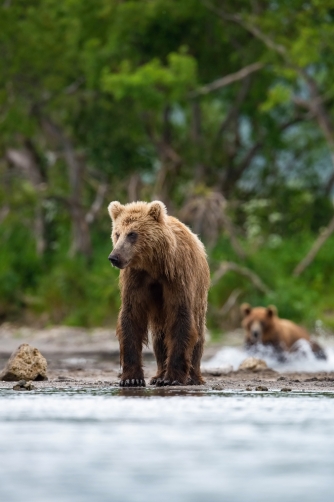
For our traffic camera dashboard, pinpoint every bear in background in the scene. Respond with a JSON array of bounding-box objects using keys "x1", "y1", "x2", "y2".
[
  {"x1": 108, "y1": 200, "x2": 210, "y2": 387},
  {"x1": 240, "y1": 303, "x2": 326, "y2": 361}
]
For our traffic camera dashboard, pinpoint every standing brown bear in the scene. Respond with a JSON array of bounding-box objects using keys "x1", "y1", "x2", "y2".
[{"x1": 108, "y1": 200, "x2": 210, "y2": 387}]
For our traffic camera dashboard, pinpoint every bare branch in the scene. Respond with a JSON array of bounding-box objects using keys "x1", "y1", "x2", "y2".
[
  {"x1": 218, "y1": 288, "x2": 243, "y2": 316},
  {"x1": 325, "y1": 172, "x2": 334, "y2": 196},
  {"x1": 85, "y1": 183, "x2": 108, "y2": 224},
  {"x1": 208, "y1": 7, "x2": 334, "y2": 171},
  {"x1": 211, "y1": 261, "x2": 271, "y2": 294},
  {"x1": 293, "y1": 215, "x2": 334, "y2": 277},
  {"x1": 64, "y1": 77, "x2": 85, "y2": 95},
  {"x1": 0, "y1": 205, "x2": 9, "y2": 224},
  {"x1": 216, "y1": 75, "x2": 252, "y2": 139},
  {"x1": 220, "y1": 213, "x2": 247, "y2": 260},
  {"x1": 190, "y1": 62, "x2": 264, "y2": 98}
]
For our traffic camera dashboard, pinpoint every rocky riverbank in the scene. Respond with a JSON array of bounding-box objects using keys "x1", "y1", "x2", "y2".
[{"x1": 1, "y1": 324, "x2": 334, "y2": 392}]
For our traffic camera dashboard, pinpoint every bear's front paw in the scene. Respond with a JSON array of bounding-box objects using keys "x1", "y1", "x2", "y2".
[{"x1": 120, "y1": 378, "x2": 146, "y2": 387}]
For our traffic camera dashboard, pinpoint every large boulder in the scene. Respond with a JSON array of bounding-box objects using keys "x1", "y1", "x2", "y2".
[
  {"x1": 0, "y1": 343, "x2": 48, "y2": 381},
  {"x1": 238, "y1": 357, "x2": 268, "y2": 372}
]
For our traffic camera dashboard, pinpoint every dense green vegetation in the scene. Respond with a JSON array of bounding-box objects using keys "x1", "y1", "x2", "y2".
[{"x1": 1, "y1": 0, "x2": 334, "y2": 331}]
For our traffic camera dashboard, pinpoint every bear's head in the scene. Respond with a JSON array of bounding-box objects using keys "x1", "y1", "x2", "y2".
[
  {"x1": 107, "y1": 200, "x2": 168, "y2": 269},
  {"x1": 240, "y1": 303, "x2": 278, "y2": 344}
]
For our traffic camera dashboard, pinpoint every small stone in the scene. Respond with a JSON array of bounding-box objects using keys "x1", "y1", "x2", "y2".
[
  {"x1": 24, "y1": 381, "x2": 36, "y2": 390},
  {"x1": 13, "y1": 379, "x2": 35, "y2": 391},
  {"x1": 277, "y1": 376, "x2": 286, "y2": 381},
  {"x1": 255, "y1": 385, "x2": 268, "y2": 391},
  {"x1": 0, "y1": 344, "x2": 48, "y2": 381},
  {"x1": 239, "y1": 357, "x2": 268, "y2": 372},
  {"x1": 202, "y1": 365, "x2": 233, "y2": 377},
  {"x1": 280, "y1": 388, "x2": 292, "y2": 392},
  {"x1": 211, "y1": 384, "x2": 224, "y2": 390},
  {"x1": 245, "y1": 387, "x2": 252, "y2": 391}
]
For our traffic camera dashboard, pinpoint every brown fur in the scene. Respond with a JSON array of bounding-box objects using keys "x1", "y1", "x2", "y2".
[
  {"x1": 108, "y1": 200, "x2": 210, "y2": 387},
  {"x1": 240, "y1": 303, "x2": 326, "y2": 360}
]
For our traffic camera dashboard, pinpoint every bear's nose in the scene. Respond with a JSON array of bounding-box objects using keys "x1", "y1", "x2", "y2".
[
  {"x1": 252, "y1": 330, "x2": 260, "y2": 339},
  {"x1": 108, "y1": 254, "x2": 120, "y2": 267}
]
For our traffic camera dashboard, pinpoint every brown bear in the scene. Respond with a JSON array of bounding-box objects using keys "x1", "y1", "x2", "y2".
[
  {"x1": 240, "y1": 303, "x2": 326, "y2": 360},
  {"x1": 108, "y1": 200, "x2": 210, "y2": 387}
]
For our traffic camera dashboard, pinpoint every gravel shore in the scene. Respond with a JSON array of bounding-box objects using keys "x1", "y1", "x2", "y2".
[{"x1": 1, "y1": 324, "x2": 334, "y2": 392}]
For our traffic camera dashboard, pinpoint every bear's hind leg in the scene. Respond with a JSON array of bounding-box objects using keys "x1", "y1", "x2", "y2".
[
  {"x1": 150, "y1": 330, "x2": 167, "y2": 385},
  {"x1": 156, "y1": 305, "x2": 197, "y2": 386},
  {"x1": 188, "y1": 337, "x2": 205, "y2": 385}
]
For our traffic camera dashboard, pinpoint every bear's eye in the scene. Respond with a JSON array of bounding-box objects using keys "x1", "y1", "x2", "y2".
[
  {"x1": 115, "y1": 233, "x2": 120, "y2": 241},
  {"x1": 127, "y1": 231, "x2": 138, "y2": 241}
]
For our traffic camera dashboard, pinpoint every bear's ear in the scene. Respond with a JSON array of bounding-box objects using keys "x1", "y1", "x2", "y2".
[
  {"x1": 108, "y1": 201, "x2": 124, "y2": 221},
  {"x1": 266, "y1": 305, "x2": 278, "y2": 318},
  {"x1": 240, "y1": 303, "x2": 252, "y2": 318},
  {"x1": 148, "y1": 200, "x2": 167, "y2": 222}
]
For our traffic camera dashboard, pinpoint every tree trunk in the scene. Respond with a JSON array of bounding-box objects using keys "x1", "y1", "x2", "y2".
[
  {"x1": 6, "y1": 141, "x2": 46, "y2": 255},
  {"x1": 127, "y1": 173, "x2": 141, "y2": 202},
  {"x1": 40, "y1": 117, "x2": 92, "y2": 258},
  {"x1": 63, "y1": 140, "x2": 92, "y2": 258}
]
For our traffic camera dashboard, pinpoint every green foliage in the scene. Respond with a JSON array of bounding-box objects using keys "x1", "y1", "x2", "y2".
[
  {"x1": 209, "y1": 233, "x2": 334, "y2": 331},
  {"x1": 102, "y1": 51, "x2": 197, "y2": 106},
  {"x1": 36, "y1": 247, "x2": 120, "y2": 326},
  {"x1": 0, "y1": 0, "x2": 334, "y2": 332},
  {"x1": 260, "y1": 83, "x2": 292, "y2": 112}
]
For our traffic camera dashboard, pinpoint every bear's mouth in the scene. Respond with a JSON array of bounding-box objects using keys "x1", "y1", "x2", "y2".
[
  {"x1": 114, "y1": 262, "x2": 127, "y2": 269},
  {"x1": 111, "y1": 261, "x2": 128, "y2": 270},
  {"x1": 109, "y1": 258, "x2": 130, "y2": 270}
]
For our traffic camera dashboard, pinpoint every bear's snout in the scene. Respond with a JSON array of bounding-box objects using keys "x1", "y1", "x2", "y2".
[{"x1": 108, "y1": 253, "x2": 122, "y2": 268}]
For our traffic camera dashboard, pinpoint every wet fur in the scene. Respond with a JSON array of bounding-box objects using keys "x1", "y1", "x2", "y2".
[
  {"x1": 108, "y1": 201, "x2": 210, "y2": 387},
  {"x1": 240, "y1": 304, "x2": 327, "y2": 361}
]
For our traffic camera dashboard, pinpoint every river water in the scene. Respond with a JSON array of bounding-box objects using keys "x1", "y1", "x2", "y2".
[
  {"x1": 204, "y1": 343, "x2": 334, "y2": 373},
  {"x1": 1, "y1": 387, "x2": 333, "y2": 502}
]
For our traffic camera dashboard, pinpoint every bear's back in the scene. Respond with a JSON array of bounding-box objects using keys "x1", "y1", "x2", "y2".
[
  {"x1": 167, "y1": 215, "x2": 207, "y2": 256},
  {"x1": 275, "y1": 318, "x2": 310, "y2": 348}
]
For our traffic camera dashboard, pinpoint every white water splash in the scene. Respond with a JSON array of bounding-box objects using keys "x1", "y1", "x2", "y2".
[{"x1": 203, "y1": 340, "x2": 334, "y2": 373}]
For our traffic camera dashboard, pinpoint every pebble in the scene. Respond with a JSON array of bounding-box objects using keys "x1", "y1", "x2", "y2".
[
  {"x1": 211, "y1": 384, "x2": 224, "y2": 390},
  {"x1": 255, "y1": 385, "x2": 268, "y2": 391},
  {"x1": 13, "y1": 380, "x2": 36, "y2": 391},
  {"x1": 280, "y1": 388, "x2": 292, "y2": 392}
]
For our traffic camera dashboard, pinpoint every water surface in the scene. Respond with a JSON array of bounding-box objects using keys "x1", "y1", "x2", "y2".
[
  {"x1": 1, "y1": 388, "x2": 333, "y2": 502},
  {"x1": 205, "y1": 343, "x2": 334, "y2": 372}
]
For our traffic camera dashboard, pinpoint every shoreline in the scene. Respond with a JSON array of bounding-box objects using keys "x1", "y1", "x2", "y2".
[{"x1": 1, "y1": 324, "x2": 334, "y2": 392}]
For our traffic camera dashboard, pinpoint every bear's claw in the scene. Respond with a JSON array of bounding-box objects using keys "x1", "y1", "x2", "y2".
[
  {"x1": 119, "y1": 378, "x2": 146, "y2": 387},
  {"x1": 155, "y1": 378, "x2": 182, "y2": 387}
]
